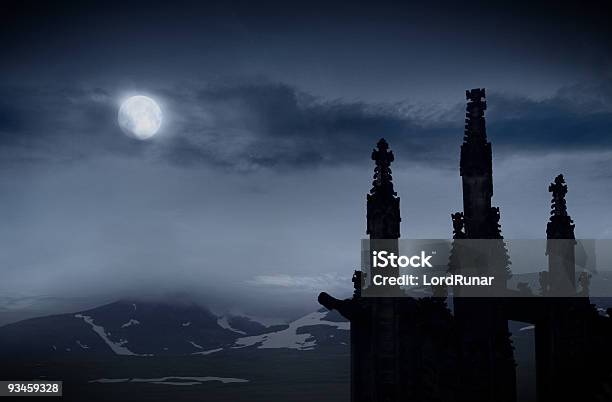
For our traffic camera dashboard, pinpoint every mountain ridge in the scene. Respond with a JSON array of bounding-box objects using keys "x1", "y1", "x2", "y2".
[{"x1": 0, "y1": 299, "x2": 350, "y2": 359}]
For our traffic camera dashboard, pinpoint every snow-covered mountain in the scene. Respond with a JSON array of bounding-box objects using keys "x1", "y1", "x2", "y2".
[
  {"x1": 0, "y1": 300, "x2": 350, "y2": 358},
  {"x1": 234, "y1": 309, "x2": 349, "y2": 351}
]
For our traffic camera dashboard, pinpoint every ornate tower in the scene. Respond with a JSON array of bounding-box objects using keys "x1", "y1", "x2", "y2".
[
  {"x1": 460, "y1": 89, "x2": 493, "y2": 237},
  {"x1": 459, "y1": 89, "x2": 510, "y2": 271},
  {"x1": 545, "y1": 174, "x2": 576, "y2": 295},
  {"x1": 320, "y1": 139, "x2": 457, "y2": 402},
  {"x1": 362, "y1": 138, "x2": 403, "y2": 400},
  {"x1": 320, "y1": 138, "x2": 403, "y2": 402},
  {"x1": 536, "y1": 174, "x2": 586, "y2": 402},
  {"x1": 453, "y1": 88, "x2": 516, "y2": 402}
]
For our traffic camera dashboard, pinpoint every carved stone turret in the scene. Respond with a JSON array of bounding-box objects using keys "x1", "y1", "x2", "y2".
[
  {"x1": 367, "y1": 138, "x2": 400, "y2": 239},
  {"x1": 546, "y1": 174, "x2": 576, "y2": 295},
  {"x1": 546, "y1": 174, "x2": 575, "y2": 240},
  {"x1": 455, "y1": 89, "x2": 511, "y2": 278},
  {"x1": 537, "y1": 175, "x2": 591, "y2": 402},
  {"x1": 319, "y1": 139, "x2": 457, "y2": 402},
  {"x1": 460, "y1": 89, "x2": 493, "y2": 237},
  {"x1": 451, "y1": 212, "x2": 466, "y2": 239}
]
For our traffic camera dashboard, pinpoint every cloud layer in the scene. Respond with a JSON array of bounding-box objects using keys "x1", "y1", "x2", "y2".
[{"x1": 1, "y1": 79, "x2": 612, "y2": 171}]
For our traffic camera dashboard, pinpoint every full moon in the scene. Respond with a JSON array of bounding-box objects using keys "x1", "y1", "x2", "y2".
[{"x1": 118, "y1": 96, "x2": 162, "y2": 140}]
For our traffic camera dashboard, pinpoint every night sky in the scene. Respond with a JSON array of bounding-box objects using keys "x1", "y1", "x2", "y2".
[{"x1": 1, "y1": 0, "x2": 612, "y2": 323}]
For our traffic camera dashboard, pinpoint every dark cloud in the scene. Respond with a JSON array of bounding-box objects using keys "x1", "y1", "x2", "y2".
[
  {"x1": 2, "y1": 0, "x2": 611, "y2": 104},
  {"x1": 1, "y1": 79, "x2": 612, "y2": 171},
  {"x1": 164, "y1": 80, "x2": 612, "y2": 169},
  {"x1": 486, "y1": 84, "x2": 612, "y2": 153},
  {"x1": 162, "y1": 82, "x2": 437, "y2": 169}
]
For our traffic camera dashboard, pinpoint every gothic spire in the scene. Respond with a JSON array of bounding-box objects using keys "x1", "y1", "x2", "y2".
[
  {"x1": 546, "y1": 174, "x2": 575, "y2": 239},
  {"x1": 464, "y1": 88, "x2": 488, "y2": 145},
  {"x1": 459, "y1": 88, "x2": 494, "y2": 236},
  {"x1": 370, "y1": 138, "x2": 396, "y2": 198},
  {"x1": 367, "y1": 138, "x2": 400, "y2": 239},
  {"x1": 456, "y1": 89, "x2": 511, "y2": 280},
  {"x1": 549, "y1": 174, "x2": 569, "y2": 217},
  {"x1": 460, "y1": 88, "x2": 493, "y2": 180}
]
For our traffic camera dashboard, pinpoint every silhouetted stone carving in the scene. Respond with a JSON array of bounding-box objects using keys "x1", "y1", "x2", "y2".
[
  {"x1": 460, "y1": 89, "x2": 492, "y2": 233},
  {"x1": 546, "y1": 174, "x2": 577, "y2": 295},
  {"x1": 548, "y1": 174, "x2": 571, "y2": 220},
  {"x1": 451, "y1": 212, "x2": 465, "y2": 238},
  {"x1": 367, "y1": 138, "x2": 400, "y2": 239}
]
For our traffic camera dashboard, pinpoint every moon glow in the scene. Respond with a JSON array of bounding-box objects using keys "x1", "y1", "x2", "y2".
[{"x1": 118, "y1": 96, "x2": 162, "y2": 139}]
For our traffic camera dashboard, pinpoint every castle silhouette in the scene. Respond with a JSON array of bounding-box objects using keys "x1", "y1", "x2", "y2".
[{"x1": 319, "y1": 89, "x2": 612, "y2": 402}]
